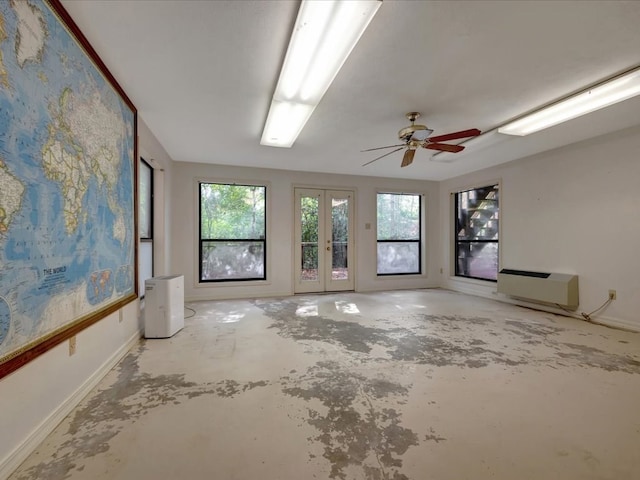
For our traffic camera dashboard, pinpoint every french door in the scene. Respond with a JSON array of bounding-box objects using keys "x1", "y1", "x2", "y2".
[{"x1": 294, "y1": 188, "x2": 355, "y2": 293}]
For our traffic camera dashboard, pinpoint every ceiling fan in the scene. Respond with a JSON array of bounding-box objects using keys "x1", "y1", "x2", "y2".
[{"x1": 362, "y1": 112, "x2": 481, "y2": 167}]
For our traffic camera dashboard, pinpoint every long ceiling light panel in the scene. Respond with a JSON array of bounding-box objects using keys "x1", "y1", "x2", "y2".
[
  {"x1": 261, "y1": 0, "x2": 382, "y2": 148},
  {"x1": 498, "y1": 66, "x2": 640, "y2": 136}
]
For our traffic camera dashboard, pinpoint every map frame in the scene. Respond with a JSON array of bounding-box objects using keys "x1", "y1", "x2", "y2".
[{"x1": 0, "y1": 0, "x2": 138, "y2": 379}]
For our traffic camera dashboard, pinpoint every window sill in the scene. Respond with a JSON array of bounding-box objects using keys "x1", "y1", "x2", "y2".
[
  {"x1": 449, "y1": 275, "x2": 495, "y2": 284},
  {"x1": 376, "y1": 273, "x2": 426, "y2": 280},
  {"x1": 196, "y1": 279, "x2": 272, "y2": 289}
]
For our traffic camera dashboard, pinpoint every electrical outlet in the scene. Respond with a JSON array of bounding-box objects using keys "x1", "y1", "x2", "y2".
[
  {"x1": 608, "y1": 289, "x2": 617, "y2": 300},
  {"x1": 69, "y1": 335, "x2": 77, "y2": 356}
]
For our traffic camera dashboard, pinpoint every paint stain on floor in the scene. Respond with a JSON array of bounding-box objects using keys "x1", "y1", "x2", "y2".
[
  {"x1": 282, "y1": 360, "x2": 419, "y2": 479},
  {"x1": 9, "y1": 290, "x2": 640, "y2": 480},
  {"x1": 11, "y1": 347, "x2": 270, "y2": 480},
  {"x1": 256, "y1": 298, "x2": 640, "y2": 374}
]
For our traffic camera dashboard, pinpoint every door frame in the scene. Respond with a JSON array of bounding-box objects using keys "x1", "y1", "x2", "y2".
[{"x1": 293, "y1": 187, "x2": 355, "y2": 293}]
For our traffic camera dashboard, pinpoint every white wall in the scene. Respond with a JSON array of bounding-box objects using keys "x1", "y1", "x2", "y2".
[
  {"x1": 439, "y1": 125, "x2": 640, "y2": 331},
  {"x1": 0, "y1": 117, "x2": 173, "y2": 478},
  {"x1": 0, "y1": 303, "x2": 141, "y2": 479},
  {"x1": 170, "y1": 162, "x2": 441, "y2": 301}
]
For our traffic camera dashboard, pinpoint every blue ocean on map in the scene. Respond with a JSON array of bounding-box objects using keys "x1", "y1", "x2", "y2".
[{"x1": 0, "y1": 0, "x2": 135, "y2": 356}]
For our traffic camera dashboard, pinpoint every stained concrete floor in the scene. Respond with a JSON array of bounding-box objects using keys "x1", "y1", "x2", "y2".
[{"x1": 9, "y1": 289, "x2": 640, "y2": 480}]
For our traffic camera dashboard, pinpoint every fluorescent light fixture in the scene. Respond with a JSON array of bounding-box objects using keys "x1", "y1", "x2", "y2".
[
  {"x1": 261, "y1": 0, "x2": 381, "y2": 147},
  {"x1": 498, "y1": 66, "x2": 640, "y2": 136}
]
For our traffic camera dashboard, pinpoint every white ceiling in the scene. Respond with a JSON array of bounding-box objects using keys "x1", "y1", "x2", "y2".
[{"x1": 60, "y1": 0, "x2": 640, "y2": 181}]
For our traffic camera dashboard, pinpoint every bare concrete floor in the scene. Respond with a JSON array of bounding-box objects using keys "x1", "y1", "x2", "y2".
[{"x1": 9, "y1": 289, "x2": 640, "y2": 480}]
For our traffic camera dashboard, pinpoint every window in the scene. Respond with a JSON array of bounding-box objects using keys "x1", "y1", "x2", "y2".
[
  {"x1": 199, "y1": 183, "x2": 266, "y2": 282},
  {"x1": 376, "y1": 192, "x2": 421, "y2": 275},
  {"x1": 138, "y1": 158, "x2": 153, "y2": 297},
  {"x1": 454, "y1": 184, "x2": 499, "y2": 281}
]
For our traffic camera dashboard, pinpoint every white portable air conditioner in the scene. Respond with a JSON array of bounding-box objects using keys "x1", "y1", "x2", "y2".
[{"x1": 144, "y1": 275, "x2": 184, "y2": 338}]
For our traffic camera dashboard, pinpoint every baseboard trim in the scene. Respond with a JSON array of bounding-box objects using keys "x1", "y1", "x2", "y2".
[
  {"x1": 572, "y1": 314, "x2": 639, "y2": 332},
  {"x1": 0, "y1": 329, "x2": 142, "y2": 480},
  {"x1": 443, "y1": 286, "x2": 639, "y2": 333},
  {"x1": 186, "y1": 290, "x2": 293, "y2": 303},
  {"x1": 443, "y1": 278, "x2": 495, "y2": 298}
]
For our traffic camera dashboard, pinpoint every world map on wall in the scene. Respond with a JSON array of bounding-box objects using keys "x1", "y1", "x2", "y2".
[{"x1": 0, "y1": 0, "x2": 135, "y2": 362}]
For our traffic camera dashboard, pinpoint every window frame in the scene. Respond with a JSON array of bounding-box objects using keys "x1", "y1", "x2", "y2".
[
  {"x1": 198, "y1": 181, "x2": 267, "y2": 283},
  {"x1": 139, "y1": 158, "x2": 153, "y2": 241},
  {"x1": 453, "y1": 184, "x2": 499, "y2": 282},
  {"x1": 138, "y1": 158, "x2": 153, "y2": 298},
  {"x1": 376, "y1": 191, "x2": 423, "y2": 276}
]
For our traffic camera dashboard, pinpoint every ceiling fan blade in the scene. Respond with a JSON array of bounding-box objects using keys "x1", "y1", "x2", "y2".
[
  {"x1": 361, "y1": 143, "x2": 405, "y2": 152},
  {"x1": 401, "y1": 149, "x2": 416, "y2": 167},
  {"x1": 423, "y1": 143, "x2": 465, "y2": 153},
  {"x1": 362, "y1": 147, "x2": 405, "y2": 167},
  {"x1": 428, "y1": 128, "x2": 481, "y2": 143}
]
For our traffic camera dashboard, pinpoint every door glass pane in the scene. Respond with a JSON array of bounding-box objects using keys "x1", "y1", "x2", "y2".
[
  {"x1": 331, "y1": 198, "x2": 349, "y2": 280},
  {"x1": 301, "y1": 195, "x2": 319, "y2": 281}
]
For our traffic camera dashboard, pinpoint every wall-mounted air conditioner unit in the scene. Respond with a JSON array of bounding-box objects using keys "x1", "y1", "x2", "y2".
[
  {"x1": 497, "y1": 269, "x2": 578, "y2": 309},
  {"x1": 144, "y1": 274, "x2": 184, "y2": 338}
]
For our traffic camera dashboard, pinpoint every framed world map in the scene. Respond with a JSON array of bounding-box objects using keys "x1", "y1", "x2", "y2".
[{"x1": 0, "y1": 0, "x2": 137, "y2": 378}]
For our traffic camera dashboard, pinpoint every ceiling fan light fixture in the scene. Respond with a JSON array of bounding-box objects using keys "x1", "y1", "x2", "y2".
[
  {"x1": 261, "y1": 0, "x2": 382, "y2": 148},
  {"x1": 410, "y1": 128, "x2": 434, "y2": 141},
  {"x1": 498, "y1": 66, "x2": 640, "y2": 136}
]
